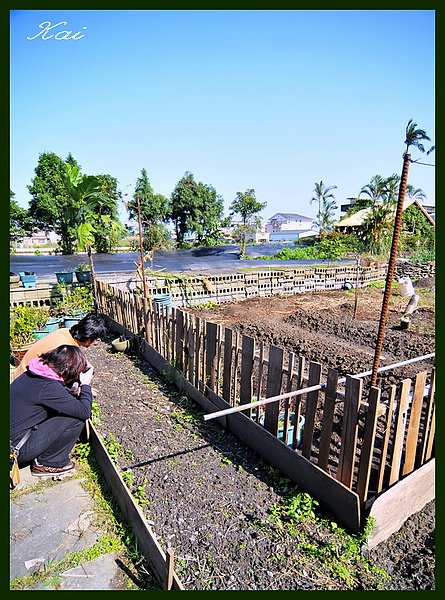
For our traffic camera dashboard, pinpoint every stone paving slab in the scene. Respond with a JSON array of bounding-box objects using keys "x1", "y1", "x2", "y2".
[
  {"x1": 10, "y1": 464, "x2": 139, "y2": 590},
  {"x1": 10, "y1": 472, "x2": 101, "y2": 580},
  {"x1": 31, "y1": 552, "x2": 122, "y2": 590}
]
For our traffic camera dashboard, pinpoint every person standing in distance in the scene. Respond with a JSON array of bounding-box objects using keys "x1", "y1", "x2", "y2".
[{"x1": 13, "y1": 314, "x2": 106, "y2": 379}]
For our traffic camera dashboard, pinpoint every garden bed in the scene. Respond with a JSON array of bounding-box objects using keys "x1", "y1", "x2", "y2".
[{"x1": 86, "y1": 279, "x2": 435, "y2": 590}]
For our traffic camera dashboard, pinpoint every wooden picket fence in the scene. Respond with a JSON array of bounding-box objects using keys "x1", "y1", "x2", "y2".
[{"x1": 95, "y1": 281, "x2": 435, "y2": 533}]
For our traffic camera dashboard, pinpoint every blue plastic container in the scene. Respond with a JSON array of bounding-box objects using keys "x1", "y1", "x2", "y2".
[
  {"x1": 278, "y1": 413, "x2": 305, "y2": 447},
  {"x1": 45, "y1": 317, "x2": 60, "y2": 332},
  {"x1": 33, "y1": 329, "x2": 50, "y2": 340},
  {"x1": 63, "y1": 312, "x2": 87, "y2": 328},
  {"x1": 152, "y1": 294, "x2": 173, "y2": 314},
  {"x1": 19, "y1": 272, "x2": 37, "y2": 288},
  {"x1": 55, "y1": 271, "x2": 74, "y2": 284}
]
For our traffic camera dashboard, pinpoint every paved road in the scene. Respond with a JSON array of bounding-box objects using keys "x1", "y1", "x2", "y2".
[{"x1": 10, "y1": 245, "x2": 353, "y2": 278}]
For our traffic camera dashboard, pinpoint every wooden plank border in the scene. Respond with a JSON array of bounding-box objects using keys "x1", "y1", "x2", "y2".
[
  {"x1": 366, "y1": 458, "x2": 435, "y2": 549},
  {"x1": 89, "y1": 422, "x2": 185, "y2": 590}
]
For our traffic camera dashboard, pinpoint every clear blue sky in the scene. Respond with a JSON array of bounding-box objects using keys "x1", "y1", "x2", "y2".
[{"x1": 10, "y1": 9, "x2": 435, "y2": 224}]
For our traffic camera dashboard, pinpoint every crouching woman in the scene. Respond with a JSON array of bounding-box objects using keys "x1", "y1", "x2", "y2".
[{"x1": 10, "y1": 345, "x2": 95, "y2": 477}]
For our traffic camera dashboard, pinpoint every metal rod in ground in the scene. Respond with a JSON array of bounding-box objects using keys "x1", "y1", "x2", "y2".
[{"x1": 203, "y1": 352, "x2": 435, "y2": 422}]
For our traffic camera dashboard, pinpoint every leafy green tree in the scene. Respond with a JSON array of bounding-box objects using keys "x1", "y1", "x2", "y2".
[
  {"x1": 28, "y1": 152, "x2": 81, "y2": 254},
  {"x1": 93, "y1": 174, "x2": 124, "y2": 253},
  {"x1": 310, "y1": 181, "x2": 337, "y2": 238},
  {"x1": 193, "y1": 182, "x2": 225, "y2": 246},
  {"x1": 357, "y1": 203, "x2": 394, "y2": 255},
  {"x1": 400, "y1": 204, "x2": 435, "y2": 253},
  {"x1": 10, "y1": 190, "x2": 32, "y2": 250},
  {"x1": 229, "y1": 189, "x2": 266, "y2": 258},
  {"x1": 357, "y1": 172, "x2": 427, "y2": 254},
  {"x1": 170, "y1": 172, "x2": 200, "y2": 248},
  {"x1": 127, "y1": 168, "x2": 170, "y2": 251},
  {"x1": 60, "y1": 163, "x2": 123, "y2": 283},
  {"x1": 359, "y1": 174, "x2": 387, "y2": 204}
]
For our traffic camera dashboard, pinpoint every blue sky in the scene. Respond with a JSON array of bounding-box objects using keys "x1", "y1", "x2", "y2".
[{"x1": 10, "y1": 9, "x2": 435, "y2": 224}]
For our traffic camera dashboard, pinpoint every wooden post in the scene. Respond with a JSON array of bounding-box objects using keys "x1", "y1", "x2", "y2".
[
  {"x1": 282, "y1": 351, "x2": 295, "y2": 445},
  {"x1": 318, "y1": 368, "x2": 339, "y2": 471},
  {"x1": 356, "y1": 386, "x2": 380, "y2": 503},
  {"x1": 205, "y1": 321, "x2": 218, "y2": 390},
  {"x1": 222, "y1": 328, "x2": 233, "y2": 404},
  {"x1": 419, "y1": 369, "x2": 435, "y2": 464},
  {"x1": 263, "y1": 346, "x2": 284, "y2": 436},
  {"x1": 402, "y1": 371, "x2": 427, "y2": 476},
  {"x1": 376, "y1": 385, "x2": 397, "y2": 494},
  {"x1": 239, "y1": 335, "x2": 255, "y2": 418},
  {"x1": 301, "y1": 362, "x2": 322, "y2": 460},
  {"x1": 164, "y1": 546, "x2": 174, "y2": 590},
  {"x1": 291, "y1": 356, "x2": 305, "y2": 450},
  {"x1": 389, "y1": 379, "x2": 411, "y2": 486},
  {"x1": 337, "y1": 376, "x2": 362, "y2": 489}
]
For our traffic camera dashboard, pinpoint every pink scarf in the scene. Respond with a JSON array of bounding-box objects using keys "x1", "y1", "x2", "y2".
[{"x1": 27, "y1": 358, "x2": 64, "y2": 382}]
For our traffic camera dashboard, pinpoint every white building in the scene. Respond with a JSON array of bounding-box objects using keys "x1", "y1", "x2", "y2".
[
  {"x1": 16, "y1": 229, "x2": 60, "y2": 249},
  {"x1": 265, "y1": 213, "x2": 315, "y2": 233},
  {"x1": 265, "y1": 212, "x2": 316, "y2": 242}
]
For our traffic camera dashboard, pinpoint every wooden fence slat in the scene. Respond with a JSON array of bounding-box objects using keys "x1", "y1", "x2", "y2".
[
  {"x1": 376, "y1": 385, "x2": 397, "y2": 494},
  {"x1": 425, "y1": 403, "x2": 435, "y2": 461},
  {"x1": 402, "y1": 371, "x2": 428, "y2": 476},
  {"x1": 264, "y1": 346, "x2": 284, "y2": 436},
  {"x1": 222, "y1": 328, "x2": 233, "y2": 404},
  {"x1": 239, "y1": 335, "x2": 255, "y2": 418},
  {"x1": 175, "y1": 309, "x2": 184, "y2": 373},
  {"x1": 194, "y1": 316, "x2": 201, "y2": 390},
  {"x1": 389, "y1": 379, "x2": 412, "y2": 486},
  {"x1": 205, "y1": 321, "x2": 218, "y2": 390},
  {"x1": 420, "y1": 369, "x2": 435, "y2": 464},
  {"x1": 187, "y1": 315, "x2": 195, "y2": 383},
  {"x1": 232, "y1": 332, "x2": 241, "y2": 404},
  {"x1": 318, "y1": 368, "x2": 339, "y2": 471},
  {"x1": 356, "y1": 386, "x2": 380, "y2": 502},
  {"x1": 301, "y1": 361, "x2": 322, "y2": 460},
  {"x1": 337, "y1": 376, "x2": 362, "y2": 489},
  {"x1": 255, "y1": 342, "x2": 265, "y2": 423},
  {"x1": 282, "y1": 352, "x2": 295, "y2": 446},
  {"x1": 215, "y1": 325, "x2": 222, "y2": 396},
  {"x1": 291, "y1": 356, "x2": 305, "y2": 450}
]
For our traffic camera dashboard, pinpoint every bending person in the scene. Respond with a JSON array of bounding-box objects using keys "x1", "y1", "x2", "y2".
[
  {"x1": 13, "y1": 314, "x2": 106, "y2": 379},
  {"x1": 10, "y1": 345, "x2": 95, "y2": 477}
]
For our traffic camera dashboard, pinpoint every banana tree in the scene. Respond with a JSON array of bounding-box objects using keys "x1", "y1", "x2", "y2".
[{"x1": 61, "y1": 163, "x2": 124, "y2": 307}]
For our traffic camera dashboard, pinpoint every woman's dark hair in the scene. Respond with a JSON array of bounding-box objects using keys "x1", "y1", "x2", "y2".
[
  {"x1": 70, "y1": 314, "x2": 106, "y2": 343},
  {"x1": 39, "y1": 345, "x2": 87, "y2": 383}
]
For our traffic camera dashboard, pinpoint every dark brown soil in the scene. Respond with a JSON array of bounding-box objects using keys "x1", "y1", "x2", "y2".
[{"x1": 87, "y1": 285, "x2": 435, "y2": 591}]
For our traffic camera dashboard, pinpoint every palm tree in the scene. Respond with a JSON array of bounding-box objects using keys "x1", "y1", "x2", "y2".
[
  {"x1": 359, "y1": 174, "x2": 387, "y2": 204},
  {"x1": 370, "y1": 120, "x2": 433, "y2": 387},
  {"x1": 311, "y1": 181, "x2": 337, "y2": 238},
  {"x1": 404, "y1": 119, "x2": 431, "y2": 156}
]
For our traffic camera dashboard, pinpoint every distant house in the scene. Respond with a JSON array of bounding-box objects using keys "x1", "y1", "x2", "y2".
[
  {"x1": 265, "y1": 213, "x2": 315, "y2": 233},
  {"x1": 221, "y1": 219, "x2": 269, "y2": 243},
  {"x1": 335, "y1": 198, "x2": 435, "y2": 234},
  {"x1": 265, "y1": 212, "x2": 316, "y2": 242},
  {"x1": 16, "y1": 229, "x2": 59, "y2": 249}
]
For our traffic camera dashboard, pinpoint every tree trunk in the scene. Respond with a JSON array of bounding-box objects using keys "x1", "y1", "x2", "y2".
[{"x1": 87, "y1": 244, "x2": 99, "y2": 313}]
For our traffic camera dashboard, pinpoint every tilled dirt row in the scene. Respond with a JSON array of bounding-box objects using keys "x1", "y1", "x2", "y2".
[{"x1": 86, "y1": 337, "x2": 435, "y2": 591}]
